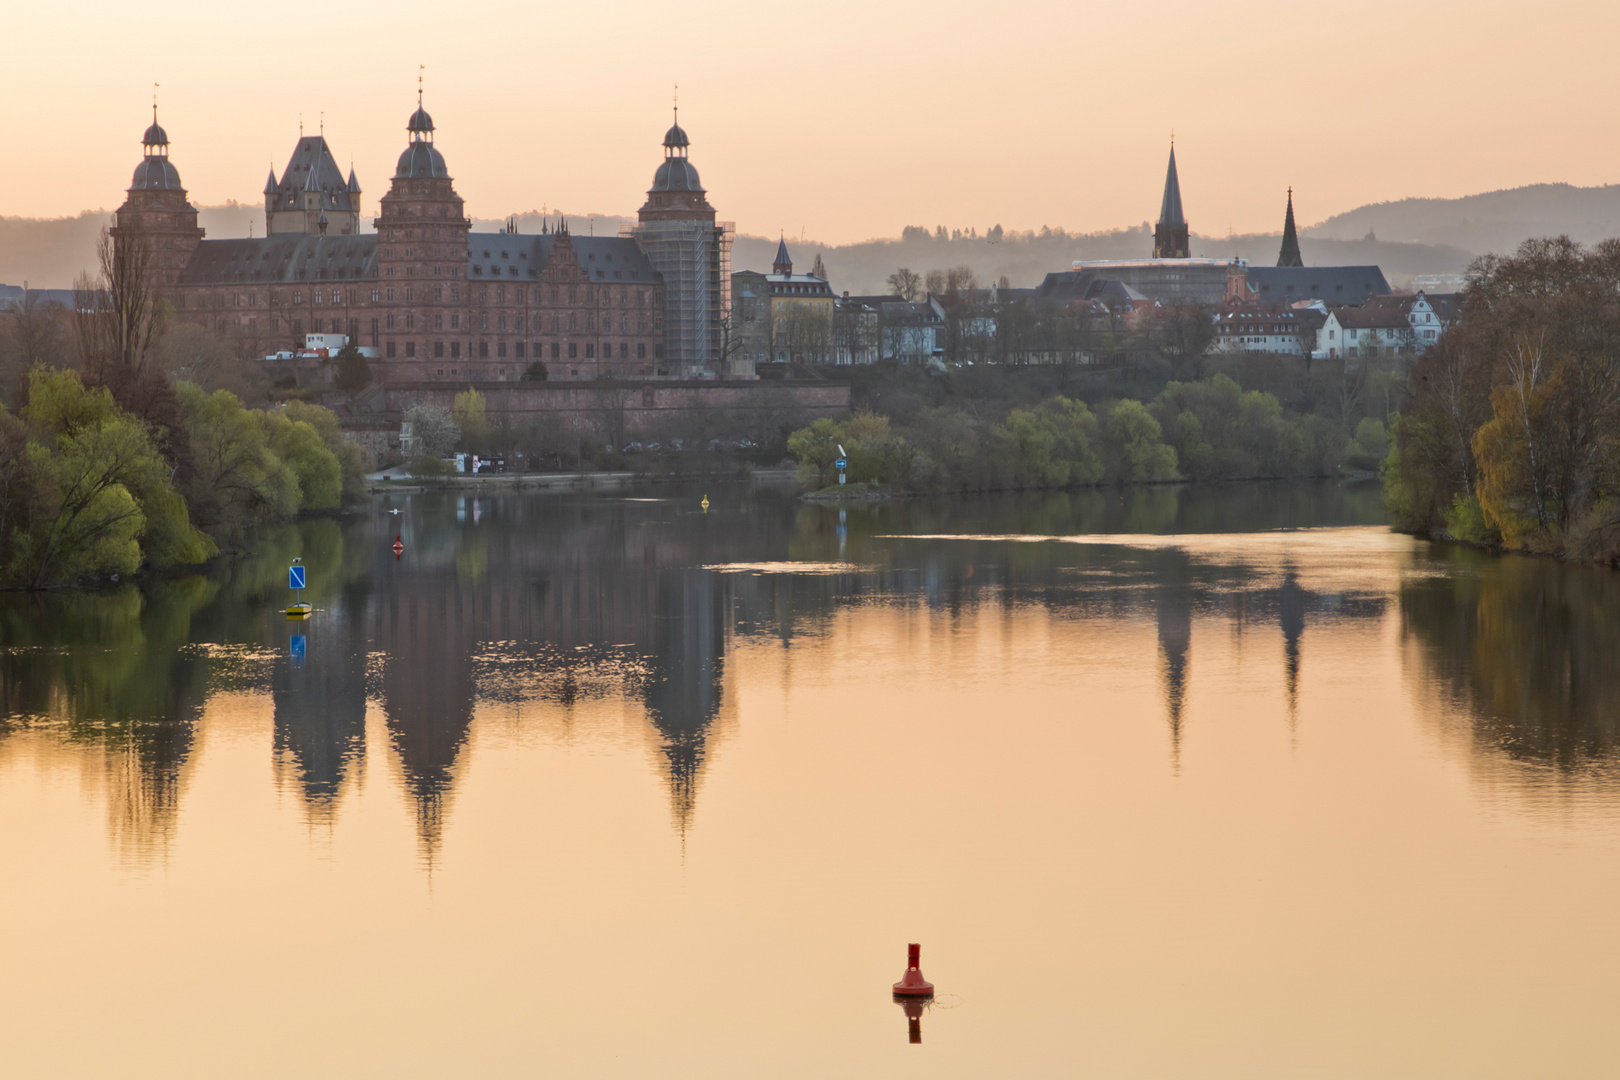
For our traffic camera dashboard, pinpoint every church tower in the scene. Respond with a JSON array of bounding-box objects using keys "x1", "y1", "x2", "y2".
[
  {"x1": 110, "y1": 106, "x2": 204, "y2": 290},
  {"x1": 1152, "y1": 143, "x2": 1190, "y2": 260},
  {"x1": 373, "y1": 91, "x2": 471, "y2": 379},
  {"x1": 1276, "y1": 188, "x2": 1304, "y2": 267},
  {"x1": 632, "y1": 106, "x2": 731, "y2": 374}
]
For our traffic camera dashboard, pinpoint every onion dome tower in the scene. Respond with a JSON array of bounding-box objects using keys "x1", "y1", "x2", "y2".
[
  {"x1": 1152, "y1": 142, "x2": 1190, "y2": 260},
  {"x1": 633, "y1": 103, "x2": 730, "y2": 373},
  {"x1": 1277, "y1": 188, "x2": 1304, "y2": 267},
  {"x1": 111, "y1": 103, "x2": 204, "y2": 290},
  {"x1": 373, "y1": 86, "x2": 471, "y2": 379}
]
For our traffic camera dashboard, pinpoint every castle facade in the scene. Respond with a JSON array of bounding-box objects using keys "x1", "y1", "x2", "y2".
[{"x1": 111, "y1": 98, "x2": 732, "y2": 383}]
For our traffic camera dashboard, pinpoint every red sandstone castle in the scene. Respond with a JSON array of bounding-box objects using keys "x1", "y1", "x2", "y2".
[{"x1": 111, "y1": 95, "x2": 732, "y2": 383}]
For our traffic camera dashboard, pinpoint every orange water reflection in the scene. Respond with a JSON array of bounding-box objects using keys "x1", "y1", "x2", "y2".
[{"x1": 2, "y1": 483, "x2": 1619, "y2": 1077}]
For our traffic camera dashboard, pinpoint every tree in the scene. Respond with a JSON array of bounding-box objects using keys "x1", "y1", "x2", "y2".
[
  {"x1": 452, "y1": 388, "x2": 490, "y2": 450},
  {"x1": 404, "y1": 402, "x2": 459, "y2": 460},
  {"x1": 810, "y1": 253, "x2": 828, "y2": 280},
  {"x1": 887, "y1": 268, "x2": 922, "y2": 302},
  {"x1": 521, "y1": 360, "x2": 549, "y2": 381},
  {"x1": 283, "y1": 400, "x2": 368, "y2": 502},
  {"x1": 175, "y1": 383, "x2": 299, "y2": 545},
  {"x1": 75, "y1": 229, "x2": 163, "y2": 382},
  {"x1": 260, "y1": 412, "x2": 343, "y2": 511},
  {"x1": 1100, "y1": 399, "x2": 1178, "y2": 484},
  {"x1": 1156, "y1": 302, "x2": 1217, "y2": 379},
  {"x1": 333, "y1": 342, "x2": 371, "y2": 394},
  {"x1": 785, "y1": 417, "x2": 847, "y2": 487}
]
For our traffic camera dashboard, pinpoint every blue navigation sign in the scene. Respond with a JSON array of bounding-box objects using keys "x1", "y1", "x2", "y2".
[
  {"x1": 290, "y1": 634, "x2": 306, "y2": 666},
  {"x1": 835, "y1": 458, "x2": 848, "y2": 470},
  {"x1": 289, "y1": 565, "x2": 306, "y2": 590}
]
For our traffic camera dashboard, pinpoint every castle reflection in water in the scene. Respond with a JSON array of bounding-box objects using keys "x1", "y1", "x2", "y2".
[{"x1": 5, "y1": 481, "x2": 1609, "y2": 861}]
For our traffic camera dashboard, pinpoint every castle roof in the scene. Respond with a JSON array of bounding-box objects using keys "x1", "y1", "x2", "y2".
[
  {"x1": 396, "y1": 141, "x2": 450, "y2": 180},
  {"x1": 131, "y1": 156, "x2": 184, "y2": 191},
  {"x1": 464, "y1": 232, "x2": 663, "y2": 284},
  {"x1": 271, "y1": 136, "x2": 360, "y2": 214},
  {"x1": 176, "y1": 235, "x2": 378, "y2": 285},
  {"x1": 1245, "y1": 265, "x2": 1391, "y2": 304},
  {"x1": 650, "y1": 157, "x2": 702, "y2": 193}
]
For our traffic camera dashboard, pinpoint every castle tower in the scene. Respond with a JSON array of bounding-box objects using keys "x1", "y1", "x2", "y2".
[
  {"x1": 110, "y1": 106, "x2": 204, "y2": 290},
  {"x1": 265, "y1": 132, "x2": 361, "y2": 235},
  {"x1": 1152, "y1": 144, "x2": 1190, "y2": 260},
  {"x1": 1277, "y1": 188, "x2": 1304, "y2": 268},
  {"x1": 772, "y1": 237, "x2": 792, "y2": 276},
  {"x1": 373, "y1": 92, "x2": 471, "y2": 379},
  {"x1": 633, "y1": 107, "x2": 731, "y2": 374}
]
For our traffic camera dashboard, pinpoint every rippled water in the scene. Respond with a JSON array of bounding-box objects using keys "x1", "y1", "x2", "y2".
[{"x1": 3, "y1": 480, "x2": 1619, "y2": 1077}]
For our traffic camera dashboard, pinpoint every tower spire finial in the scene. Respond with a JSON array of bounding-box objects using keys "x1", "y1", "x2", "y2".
[
  {"x1": 152, "y1": 82, "x2": 159, "y2": 122},
  {"x1": 419, "y1": 64, "x2": 425, "y2": 106},
  {"x1": 320, "y1": 110, "x2": 324, "y2": 137},
  {"x1": 674, "y1": 83, "x2": 679, "y2": 123}
]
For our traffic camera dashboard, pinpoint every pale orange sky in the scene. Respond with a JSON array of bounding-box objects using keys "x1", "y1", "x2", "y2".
[{"x1": 3, "y1": 0, "x2": 1616, "y2": 244}]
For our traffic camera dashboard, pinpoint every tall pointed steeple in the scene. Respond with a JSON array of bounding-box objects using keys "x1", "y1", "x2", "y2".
[
  {"x1": 1152, "y1": 141, "x2": 1190, "y2": 259},
  {"x1": 1277, "y1": 187, "x2": 1304, "y2": 268},
  {"x1": 773, "y1": 235, "x2": 792, "y2": 276}
]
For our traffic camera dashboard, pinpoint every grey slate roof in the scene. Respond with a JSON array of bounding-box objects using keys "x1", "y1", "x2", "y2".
[
  {"x1": 131, "y1": 155, "x2": 184, "y2": 191},
  {"x1": 650, "y1": 157, "x2": 702, "y2": 192},
  {"x1": 1245, "y1": 265, "x2": 1390, "y2": 304},
  {"x1": 396, "y1": 141, "x2": 449, "y2": 180},
  {"x1": 1031, "y1": 271, "x2": 1145, "y2": 305},
  {"x1": 464, "y1": 233, "x2": 663, "y2": 284},
  {"x1": 1159, "y1": 147, "x2": 1184, "y2": 226},
  {"x1": 176, "y1": 235, "x2": 378, "y2": 285},
  {"x1": 271, "y1": 136, "x2": 360, "y2": 214}
]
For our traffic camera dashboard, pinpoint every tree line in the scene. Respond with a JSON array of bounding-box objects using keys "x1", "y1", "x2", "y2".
[
  {"x1": 0, "y1": 233, "x2": 367, "y2": 588},
  {"x1": 1386, "y1": 236, "x2": 1620, "y2": 562}
]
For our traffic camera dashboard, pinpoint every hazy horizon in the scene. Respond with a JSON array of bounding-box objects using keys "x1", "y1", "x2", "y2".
[{"x1": 5, "y1": 0, "x2": 1619, "y2": 247}]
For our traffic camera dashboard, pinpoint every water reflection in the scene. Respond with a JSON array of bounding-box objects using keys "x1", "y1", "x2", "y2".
[
  {"x1": 10, "y1": 479, "x2": 1613, "y2": 865},
  {"x1": 1400, "y1": 547, "x2": 1620, "y2": 773}
]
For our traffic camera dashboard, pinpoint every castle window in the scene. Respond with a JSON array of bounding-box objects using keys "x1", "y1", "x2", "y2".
[
  {"x1": 497, "y1": 342, "x2": 507, "y2": 358},
  {"x1": 387, "y1": 341, "x2": 396, "y2": 357},
  {"x1": 452, "y1": 342, "x2": 461, "y2": 358},
  {"x1": 405, "y1": 314, "x2": 415, "y2": 330},
  {"x1": 479, "y1": 341, "x2": 489, "y2": 358},
  {"x1": 405, "y1": 287, "x2": 414, "y2": 302},
  {"x1": 585, "y1": 343, "x2": 594, "y2": 359},
  {"x1": 386, "y1": 288, "x2": 395, "y2": 302},
  {"x1": 331, "y1": 320, "x2": 340, "y2": 334},
  {"x1": 272, "y1": 318, "x2": 280, "y2": 333},
  {"x1": 637, "y1": 343, "x2": 646, "y2": 359},
  {"x1": 551, "y1": 343, "x2": 560, "y2": 359},
  {"x1": 435, "y1": 341, "x2": 444, "y2": 358},
  {"x1": 386, "y1": 314, "x2": 396, "y2": 329},
  {"x1": 434, "y1": 314, "x2": 443, "y2": 330},
  {"x1": 293, "y1": 292, "x2": 303, "y2": 305},
  {"x1": 473, "y1": 265, "x2": 482, "y2": 276},
  {"x1": 434, "y1": 286, "x2": 443, "y2": 301},
  {"x1": 515, "y1": 342, "x2": 524, "y2": 359},
  {"x1": 568, "y1": 343, "x2": 577, "y2": 358},
  {"x1": 497, "y1": 315, "x2": 506, "y2": 331},
  {"x1": 654, "y1": 344, "x2": 663, "y2": 359},
  {"x1": 451, "y1": 287, "x2": 460, "y2": 302},
  {"x1": 451, "y1": 313, "x2": 460, "y2": 329},
  {"x1": 496, "y1": 287, "x2": 505, "y2": 305},
  {"x1": 371, "y1": 290, "x2": 380, "y2": 303},
  {"x1": 478, "y1": 288, "x2": 488, "y2": 304},
  {"x1": 480, "y1": 315, "x2": 488, "y2": 331},
  {"x1": 406, "y1": 342, "x2": 416, "y2": 358},
  {"x1": 550, "y1": 287, "x2": 559, "y2": 304},
  {"x1": 620, "y1": 343, "x2": 629, "y2": 359},
  {"x1": 492, "y1": 266, "x2": 501, "y2": 276}
]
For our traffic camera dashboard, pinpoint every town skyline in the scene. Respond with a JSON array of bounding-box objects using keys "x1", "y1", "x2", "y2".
[{"x1": 4, "y1": 0, "x2": 1618, "y2": 245}]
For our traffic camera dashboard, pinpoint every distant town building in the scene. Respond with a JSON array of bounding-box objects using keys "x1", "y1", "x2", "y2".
[
  {"x1": 1240, "y1": 265, "x2": 1391, "y2": 306},
  {"x1": 729, "y1": 239, "x2": 835, "y2": 373},
  {"x1": 1210, "y1": 301, "x2": 1324, "y2": 357},
  {"x1": 1037, "y1": 259, "x2": 1240, "y2": 306}
]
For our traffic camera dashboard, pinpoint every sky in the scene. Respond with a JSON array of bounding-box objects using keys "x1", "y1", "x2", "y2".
[{"x1": 4, "y1": 0, "x2": 1618, "y2": 245}]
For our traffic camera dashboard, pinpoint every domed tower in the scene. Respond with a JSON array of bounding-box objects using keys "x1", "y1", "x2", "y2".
[
  {"x1": 373, "y1": 92, "x2": 471, "y2": 379},
  {"x1": 111, "y1": 106, "x2": 204, "y2": 290},
  {"x1": 632, "y1": 107, "x2": 731, "y2": 374}
]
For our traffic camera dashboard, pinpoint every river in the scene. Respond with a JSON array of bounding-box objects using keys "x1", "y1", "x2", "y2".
[{"x1": 2, "y1": 479, "x2": 1618, "y2": 1077}]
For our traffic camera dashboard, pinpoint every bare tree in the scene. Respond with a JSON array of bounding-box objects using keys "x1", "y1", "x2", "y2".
[
  {"x1": 886, "y1": 268, "x2": 922, "y2": 302},
  {"x1": 75, "y1": 230, "x2": 163, "y2": 381}
]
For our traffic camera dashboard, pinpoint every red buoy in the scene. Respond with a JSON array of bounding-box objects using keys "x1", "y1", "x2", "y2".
[
  {"x1": 892, "y1": 943, "x2": 934, "y2": 997},
  {"x1": 392, "y1": 535, "x2": 404, "y2": 552}
]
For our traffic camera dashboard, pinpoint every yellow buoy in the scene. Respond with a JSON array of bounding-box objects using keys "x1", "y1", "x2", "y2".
[{"x1": 701, "y1": 494, "x2": 710, "y2": 513}]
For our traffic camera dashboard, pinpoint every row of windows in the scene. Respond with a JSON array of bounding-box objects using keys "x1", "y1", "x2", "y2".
[
  {"x1": 194, "y1": 284, "x2": 662, "y2": 310},
  {"x1": 383, "y1": 340, "x2": 663, "y2": 361}
]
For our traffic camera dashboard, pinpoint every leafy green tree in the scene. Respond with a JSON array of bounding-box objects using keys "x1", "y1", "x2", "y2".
[
  {"x1": 521, "y1": 361, "x2": 548, "y2": 381},
  {"x1": 1101, "y1": 399, "x2": 1178, "y2": 484},
  {"x1": 175, "y1": 383, "x2": 298, "y2": 546},
  {"x1": 453, "y1": 388, "x2": 490, "y2": 450},
  {"x1": 283, "y1": 401, "x2": 368, "y2": 503},
  {"x1": 786, "y1": 417, "x2": 846, "y2": 487},
  {"x1": 260, "y1": 412, "x2": 342, "y2": 511}
]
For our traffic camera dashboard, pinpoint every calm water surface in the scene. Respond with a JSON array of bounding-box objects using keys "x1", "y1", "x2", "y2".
[{"x1": 4, "y1": 480, "x2": 1620, "y2": 1078}]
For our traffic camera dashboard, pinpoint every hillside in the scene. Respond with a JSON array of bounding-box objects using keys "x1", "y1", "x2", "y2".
[{"x1": 13, "y1": 178, "x2": 1620, "y2": 294}]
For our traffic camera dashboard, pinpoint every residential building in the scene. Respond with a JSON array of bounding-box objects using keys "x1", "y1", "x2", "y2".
[
  {"x1": 1210, "y1": 301, "x2": 1325, "y2": 357},
  {"x1": 728, "y1": 239, "x2": 835, "y2": 372}
]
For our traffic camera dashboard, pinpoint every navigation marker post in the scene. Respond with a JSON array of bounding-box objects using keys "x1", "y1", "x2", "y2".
[
  {"x1": 286, "y1": 558, "x2": 312, "y2": 618},
  {"x1": 835, "y1": 442, "x2": 848, "y2": 487}
]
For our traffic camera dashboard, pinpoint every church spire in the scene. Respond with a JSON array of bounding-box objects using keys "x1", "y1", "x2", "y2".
[
  {"x1": 773, "y1": 234, "x2": 792, "y2": 276},
  {"x1": 1152, "y1": 142, "x2": 1190, "y2": 259},
  {"x1": 1277, "y1": 187, "x2": 1304, "y2": 268}
]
